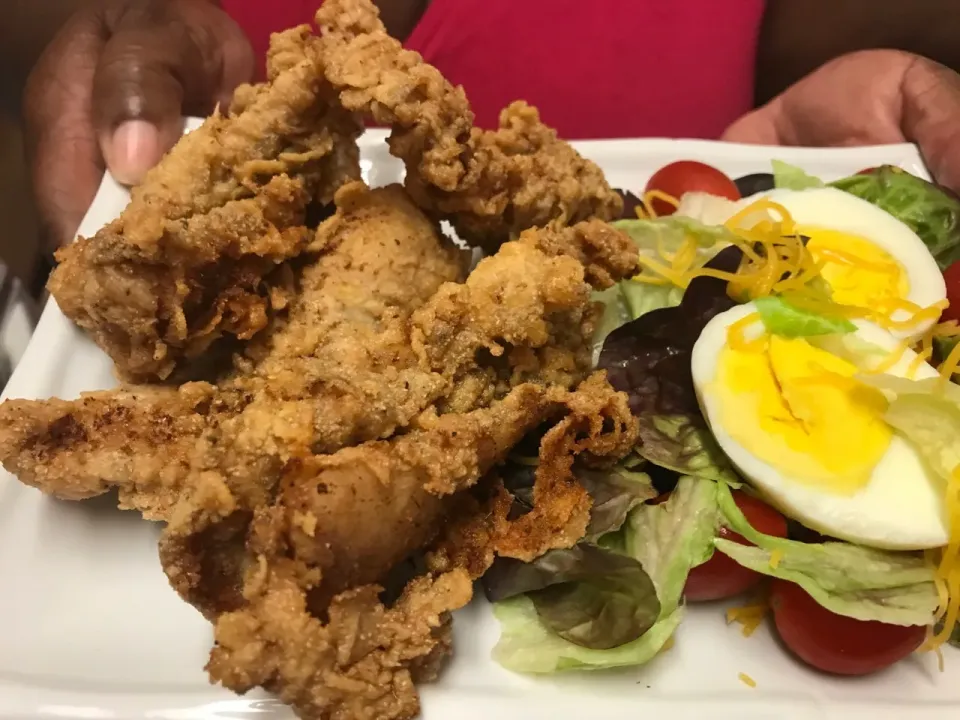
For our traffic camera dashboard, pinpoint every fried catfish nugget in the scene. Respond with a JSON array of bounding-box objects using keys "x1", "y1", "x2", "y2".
[
  {"x1": 315, "y1": 0, "x2": 622, "y2": 249},
  {"x1": 1, "y1": 184, "x2": 464, "y2": 520},
  {"x1": 49, "y1": 26, "x2": 363, "y2": 381}
]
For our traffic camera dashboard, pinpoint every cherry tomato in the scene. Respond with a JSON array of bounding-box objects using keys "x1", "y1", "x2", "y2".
[
  {"x1": 856, "y1": 167, "x2": 879, "y2": 176},
  {"x1": 940, "y1": 261, "x2": 960, "y2": 324},
  {"x1": 644, "y1": 161, "x2": 740, "y2": 216},
  {"x1": 770, "y1": 580, "x2": 926, "y2": 675},
  {"x1": 683, "y1": 491, "x2": 787, "y2": 602}
]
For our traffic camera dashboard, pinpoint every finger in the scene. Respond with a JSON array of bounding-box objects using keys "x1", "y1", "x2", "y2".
[
  {"x1": 900, "y1": 58, "x2": 960, "y2": 195},
  {"x1": 23, "y1": 11, "x2": 107, "y2": 251},
  {"x1": 94, "y1": 0, "x2": 254, "y2": 185}
]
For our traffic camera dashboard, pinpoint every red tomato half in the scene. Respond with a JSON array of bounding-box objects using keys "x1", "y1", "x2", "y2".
[
  {"x1": 683, "y1": 491, "x2": 787, "y2": 602},
  {"x1": 644, "y1": 161, "x2": 740, "y2": 216},
  {"x1": 771, "y1": 580, "x2": 926, "y2": 675},
  {"x1": 940, "y1": 261, "x2": 960, "y2": 324}
]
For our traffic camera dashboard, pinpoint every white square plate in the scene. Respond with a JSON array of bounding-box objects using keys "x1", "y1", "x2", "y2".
[{"x1": 1, "y1": 124, "x2": 955, "y2": 720}]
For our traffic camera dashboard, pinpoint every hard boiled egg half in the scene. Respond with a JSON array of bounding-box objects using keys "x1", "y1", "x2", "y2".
[
  {"x1": 691, "y1": 302, "x2": 949, "y2": 550},
  {"x1": 692, "y1": 187, "x2": 947, "y2": 340}
]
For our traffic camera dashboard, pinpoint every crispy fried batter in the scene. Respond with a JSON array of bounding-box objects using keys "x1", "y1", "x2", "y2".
[
  {"x1": 160, "y1": 383, "x2": 551, "y2": 620},
  {"x1": 207, "y1": 559, "x2": 473, "y2": 720},
  {"x1": 428, "y1": 372, "x2": 638, "y2": 574},
  {"x1": 48, "y1": 26, "x2": 363, "y2": 381},
  {"x1": 315, "y1": 0, "x2": 622, "y2": 249},
  {"x1": 2, "y1": 184, "x2": 463, "y2": 519},
  {"x1": 0, "y1": 384, "x2": 221, "y2": 519},
  {"x1": 0, "y1": 5, "x2": 647, "y2": 718}
]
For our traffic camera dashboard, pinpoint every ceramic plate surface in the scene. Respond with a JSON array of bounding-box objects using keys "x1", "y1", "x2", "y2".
[{"x1": 1, "y1": 122, "x2": 954, "y2": 719}]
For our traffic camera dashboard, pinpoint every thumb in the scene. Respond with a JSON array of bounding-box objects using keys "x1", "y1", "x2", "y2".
[
  {"x1": 900, "y1": 58, "x2": 960, "y2": 196},
  {"x1": 721, "y1": 99, "x2": 786, "y2": 146},
  {"x1": 94, "y1": 0, "x2": 254, "y2": 185}
]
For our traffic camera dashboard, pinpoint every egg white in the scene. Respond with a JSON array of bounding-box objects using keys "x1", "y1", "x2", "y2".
[
  {"x1": 692, "y1": 302, "x2": 950, "y2": 550},
  {"x1": 722, "y1": 187, "x2": 946, "y2": 339}
]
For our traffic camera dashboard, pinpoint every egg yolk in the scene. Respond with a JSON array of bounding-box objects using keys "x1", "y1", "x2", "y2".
[
  {"x1": 714, "y1": 333, "x2": 892, "y2": 493},
  {"x1": 800, "y1": 226, "x2": 909, "y2": 310}
]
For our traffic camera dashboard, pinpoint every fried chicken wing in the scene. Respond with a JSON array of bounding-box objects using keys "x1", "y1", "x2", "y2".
[
  {"x1": 315, "y1": 0, "x2": 622, "y2": 249},
  {"x1": 49, "y1": 26, "x2": 363, "y2": 381}
]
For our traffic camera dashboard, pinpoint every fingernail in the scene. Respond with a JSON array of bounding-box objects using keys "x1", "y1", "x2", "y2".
[{"x1": 106, "y1": 120, "x2": 160, "y2": 185}]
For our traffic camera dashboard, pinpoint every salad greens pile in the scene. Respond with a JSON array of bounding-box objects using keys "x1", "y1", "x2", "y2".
[{"x1": 484, "y1": 160, "x2": 960, "y2": 673}]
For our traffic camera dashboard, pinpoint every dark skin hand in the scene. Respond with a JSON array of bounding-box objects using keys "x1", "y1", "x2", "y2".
[{"x1": 6, "y1": 0, "x2": 960, "y2": 251}]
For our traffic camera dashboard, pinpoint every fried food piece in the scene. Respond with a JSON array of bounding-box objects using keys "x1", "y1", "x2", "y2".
[
  {"x1": 1, "y1": 184, "x2": 463, "y2": 519},
  {"x1": 207, "y1": 559, "x2": 473, "y2": 720},
  {"x1": 315, "y1": 0, "x2": 623, "y2": 249},
  {"x1": 0, "y1": 384, "x2": 222, "y2": 520},
  {"x1": 49, "y1": 26, "x2": 363, "y2": 381},
  {"x1": 199, "y1": 372, "x2": 636, "y2": 720},
  {"x1": 160, "y1": 383, "x2": 551, "y2": 620},
  {"x1": 223, "y1": 181, "x2": 466, "y2": 457}
]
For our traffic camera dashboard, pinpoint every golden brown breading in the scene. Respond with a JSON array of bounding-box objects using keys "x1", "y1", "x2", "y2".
[
  {"x1": 160, "y1": 383, "x2": 552, "y2": 620},
  {"x1": 48, "y1": 26, "x2": 363, "y2": 381},
  {"x1": 207, "y1": 559, "x2": 473, "y2": 720},
  {"x1": 0, "y1": 384, "x2": 222, "y2": 520},
  {"x1": 2, "y1": 184, "x2": 464, "y2": 520},
  {"x1": 315, "y1": 0, "x2": 623, "y2": 249}
]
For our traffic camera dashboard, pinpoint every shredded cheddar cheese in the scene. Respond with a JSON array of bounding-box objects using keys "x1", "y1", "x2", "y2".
[
  {"x1": 726, "y1": 601, "x2": 768, "y2": 637},
  {"x1": 768, "y1": 549, "x2": 784, "y2": 570},
  {"x1": 922, "y1": 466, "x2": 960, "y2": 654},
  {"x1": 634, "y1": 189, "x2": 681, "y2": 220},
  {"x1": 632, "y1": 196, "x2": 947, "y2": 334},
  {"x1": 738, "y1": 672, "x2": 757, "y2": 688}
]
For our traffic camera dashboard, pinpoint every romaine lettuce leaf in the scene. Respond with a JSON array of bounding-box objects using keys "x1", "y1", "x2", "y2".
[
  {"x1": 754, "y1": 295, "x2": 856, "y2": 338},
  {"x1": 832, "y1": 166, "x2": 960, "y2": 269},
  {"x1": 772, "y1": 160, "x2": 825, "y2": 191},
  {"x1": 715, "y1": 484, "x2": 938, "y2": 626}
]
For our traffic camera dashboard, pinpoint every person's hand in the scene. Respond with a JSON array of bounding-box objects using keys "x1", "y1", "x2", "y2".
[
  {"x1": 24, "y1": 0, "x2": 254, "y2": 251},
  {"x1": 723, "y1": 50, "x2": 960, "y2": 194}
]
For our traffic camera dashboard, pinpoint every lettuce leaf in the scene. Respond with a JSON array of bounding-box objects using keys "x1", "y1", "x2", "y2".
[
  {"x1": 624, "y1": 476, "x2": 721, "y2": 612},
  {"x1": 492, "y1": 596, "x2": 683, "y2": 673},
  {"x1": 484, "y1": 544, "x2": 660, "y2": 650},
  {"x1": 620, "y1": 282, "x2": 684, "y2": 321},
  {"x1": 715, "y1": 484, "x2": 938, "y2": 626},
  {"x1": 598, "y1": 245, "x2": 740, "y2": 419},
  {"x1": 499, "y1": 461, "x2": 656, "y2": 542},
  {"x1": 613, "y1": 216, "x2": 735, "y2": 259},
  {"x1": 754, "y1": 295, "x2": 856, "y2": 338},
  {"x1": 883, "y1": 393, "x2": 960, "y2": 482},
  {"x1": 832, "y1": 166, "x2": 960, "y2": 269},
  {"x1": 634, "y1": 414, "x2": 738, "y2": 483},
  {"x1": 491, "y1": 477, "x2": 719, "y2": 672},
  {"x1": 772, "y1": 160, "x2": 825, "y2": 191}
]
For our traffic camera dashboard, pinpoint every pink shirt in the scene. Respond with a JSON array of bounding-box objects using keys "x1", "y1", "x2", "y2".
[{"x1": 221, "y1": 0, "x2": 765, "y2": 139}]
